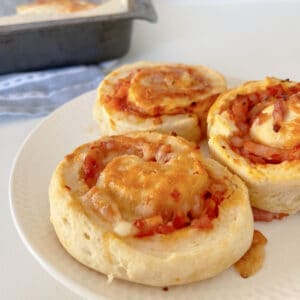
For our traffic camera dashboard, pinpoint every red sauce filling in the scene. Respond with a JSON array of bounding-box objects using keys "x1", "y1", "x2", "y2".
[
  {"x1": 228, "y1": 82, "x2": 300, "y2": 164},
  {"x1": 82, "y1": 139, "x2": 143, "y2": 188}
]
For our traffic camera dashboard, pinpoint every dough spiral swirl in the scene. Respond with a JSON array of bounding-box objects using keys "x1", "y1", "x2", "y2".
[
  {"x1": 49, "y1": 131, "x2": 253, "y2": 286},
  {"x1": 94, "y1": 62, "x2": 226, "y2": 142},
  {"x1": 208, "y1": 77, "x2": 300, "y2": 214}
]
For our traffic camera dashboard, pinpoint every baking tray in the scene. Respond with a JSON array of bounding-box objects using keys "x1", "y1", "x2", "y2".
[{"x1": 0, "y1": 0, "x2": 157, "y2": 74}]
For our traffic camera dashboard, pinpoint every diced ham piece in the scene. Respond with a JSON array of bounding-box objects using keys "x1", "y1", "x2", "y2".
[
  {"x1": 272, "y1": 98, "x2": 285, "y2": 132},
  {"x1": 252, "y1": 207, "x2": 288, "y2": 222}
]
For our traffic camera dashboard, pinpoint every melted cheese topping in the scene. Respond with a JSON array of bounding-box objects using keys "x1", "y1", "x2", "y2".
[
  {"x1": 101, "y1": 63, "x2": 226, "y2": 119},
  {"x1": 250, "y1": 98, "x2": 300, "y2": 149},
  {"x1": 80, "y1": 133, "x2": 223, "y2": 237},
  {"x1": 127, "y1": 66, "x2": 210, "y2": 116},
  {"x1": 97, "y1": 154, "x2": 208, "y2": 221}
]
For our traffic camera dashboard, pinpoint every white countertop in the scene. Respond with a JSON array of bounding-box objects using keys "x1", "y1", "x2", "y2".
[{"x1": 1, "y1": 1, "x2": 300, "y2": 299}]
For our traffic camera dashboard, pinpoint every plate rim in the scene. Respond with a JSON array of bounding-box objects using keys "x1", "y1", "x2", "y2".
[{"x1": 9, "y1": 90, "x2": 104, "y2": 300}]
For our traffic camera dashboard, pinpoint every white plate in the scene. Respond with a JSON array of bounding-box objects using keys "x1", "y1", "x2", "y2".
[{"x1": 10, "y1": 90, "x2": 300, "y2": 300}]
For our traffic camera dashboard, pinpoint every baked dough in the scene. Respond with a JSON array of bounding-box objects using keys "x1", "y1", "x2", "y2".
[
  {"x1": 208, "y1": 77, "x2": 300, "y2": 214},
  {"x1": 49, "y1": 131, "x2": 253, "y2": 286},
  {"x1": 17, "y1": 0, "x2": 98, "y2": 14},
  {"x1": 93, "y1": 62, "x2": 227, "y2": 142}
]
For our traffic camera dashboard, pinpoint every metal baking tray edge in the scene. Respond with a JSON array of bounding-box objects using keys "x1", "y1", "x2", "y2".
[{"x1": 0, "y1": 0, "x2": 157, "y2": 74}]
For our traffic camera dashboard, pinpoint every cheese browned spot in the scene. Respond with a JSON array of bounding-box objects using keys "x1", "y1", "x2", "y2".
[{"x1": 234, "y1": 230, "x2": 267, "y2": 278}]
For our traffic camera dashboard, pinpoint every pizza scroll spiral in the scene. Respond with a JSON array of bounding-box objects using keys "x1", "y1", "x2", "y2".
[
  {"x1": 50, "y1": 131, "x2": 253, "y2": 286},
  {"x1": 208, "y1": 77, "x2": 300, "y2": 214},
  {"x1": 94, "y1": 62, "x2": 226, "y2": 142}
]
